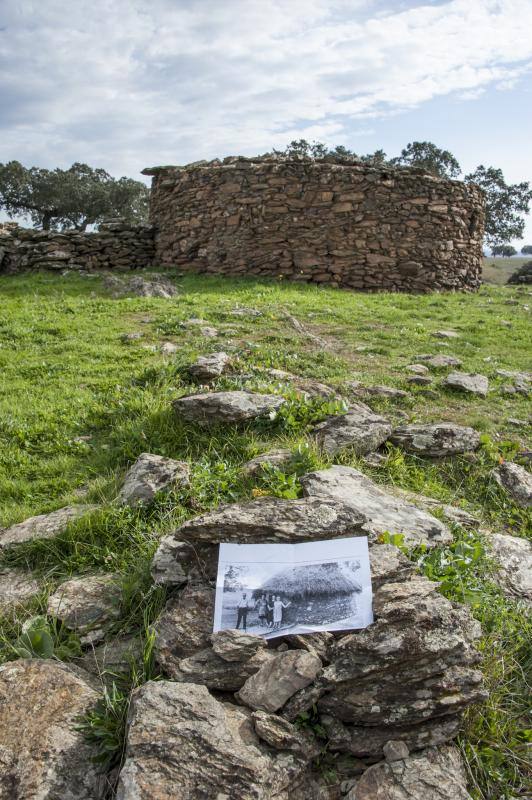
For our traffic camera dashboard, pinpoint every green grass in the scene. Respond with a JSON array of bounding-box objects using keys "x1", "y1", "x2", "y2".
[
  {"x1": 0, "y1": 270, "x2": 530, "y2": 798},
  {"x1": 482, "y1": 256, "x2": 530, "y2": 285}
]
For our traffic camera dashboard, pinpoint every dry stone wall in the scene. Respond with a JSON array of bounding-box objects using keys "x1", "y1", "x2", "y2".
[
  {"x1": 0, "y1": 220, "x2": 155, "y2": 273},
  {"x1": 145, "y1": 156, "x2": 485, "y2": 292}
]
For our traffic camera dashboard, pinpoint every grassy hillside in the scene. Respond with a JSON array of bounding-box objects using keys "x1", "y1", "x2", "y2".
[
  {"x1": 482, "y1": 256, "x2": 530, "y2": 285},
  {"x1": 0, "y1": 271, "x2": 530, "y2": 798}
]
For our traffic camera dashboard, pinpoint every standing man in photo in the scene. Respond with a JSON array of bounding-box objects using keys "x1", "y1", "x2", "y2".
[{"x1": 235, "y1": 592, "x2": 251, "y2": 631}]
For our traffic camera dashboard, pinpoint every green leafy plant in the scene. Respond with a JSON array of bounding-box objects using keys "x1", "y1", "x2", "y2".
[{"x1": 13, "y1": 615, "x2": 82, "y2": 660}]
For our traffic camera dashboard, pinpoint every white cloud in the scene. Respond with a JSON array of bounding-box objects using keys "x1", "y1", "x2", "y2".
[{"x1": 0, "y1": 0, "x2": 532, "y2": 176}]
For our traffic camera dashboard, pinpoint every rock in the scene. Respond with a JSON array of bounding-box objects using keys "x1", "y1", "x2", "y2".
[
  {"x1": 47, "y1": 573, "x2": 122, "y2": 645},
  {"x1": 444, "y1": 372, "x2": 489, "y2": 397},
  {"x1": 495, "y1": 369, "x2": 531, "y2": 382},
  {"x1": 150, "y1": 538, "x2": 217, "y2": 586},
  {"x1": 189, "y1": 351, "x2": 232, "y2": 382},
  {"x1": 0, "y1": 659, "x2": 103, "y2": 799},
  {"x1": 174, "y1": 495, "x2": 367, "y2": 544},
  {"x1": 169, "y1": 645, "x2": 274, "y2": 691},
  {"x1": 104, "y1": 274, "x2": 178, "y2": 298},
  {"x1": 154, "y1": 581, "x2": 216, "y2": 669},
  {"x1": 117, "y1": 453, "x2": 189, "y2": 507},
  {"x1": 492, "y1": 461, "x2": 532, "y2": 507},
  {"x1": 407, "y1": 375, "x2": 433, "y2": 385},
  {"x1": 266, "y1": 368, "x2": 336, "y2": 398},
  {"x1": 0, "y1": 504, "x2": 96, "y2": 549},
  {"x1": 300, "y1": 466, "x2": 451, "y2": 548},
  {"x1": 363, "y1": 451, "x2": 387, "y2": 467},
  {"x1": 160, "y1": 340, "x2": 178, "y2": 354},
  {"x1": 75, "y1": 635, "x2": 142, "y2": 683},
  {"x1": 211, "y1": 629, "x2": 267, "y2": 662},
  {"x1": 406, "y1": 364, "x2": 429, "y2": 375},
  {"x1": 487, "y1": 533, "x2": 532, "y2": 602},
  {"x1": 285, "y1": 632, "x2": 335, "y2": 662},
  {"x1": 252, "y1": 711, "x2": 321, "y2": 757},
  {"x1": 388, "y1": 487, "x2": 479, "y2": 528},
  {"x1": 390, "y1": 423, "x2": 480, "y2": 457},
  {"x1": 383, "y1": 739, "x2": 410, "y2": 762},
  {"x1": 369, "y1": 544, "x2": 416, "y2": 588},
  {"x1": 242, "y1": 448, "x2": 294, "y2": 476},
  {"x1": 348, "y1": 745, "x2": 472, "y2": 800},
  {"x1": 116, "y1": 681, "x2": 310, "y2": 800},
  {"x1": 173, "y1": 390, "x2": 285, "y2": 425},
  {"x1": 424, "y1": 354, "x2": 463, "y2": 368},
  {"x1": 432, "y1": 330, "x2": 459, "y2": 339},
  {"x1": 353, "y1": 385, "x2": 408, "y2": 399},
  {"x1": 237, "y1": 650, "x2": 322, "y2": 713},
  {"x1": 200, "y1": 326, "x2": 219, "y2": 337},
  {"x1": 232, "y1": 306, "x2": 262, "y2": 317},
  {"x1": 312, "y1": 403, "x2": 392, "y2": 456},
  {"x1": 0, "y1": 568, "x2": 40, "y2": 612}
]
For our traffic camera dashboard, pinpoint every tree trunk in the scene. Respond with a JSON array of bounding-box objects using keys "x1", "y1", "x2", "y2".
[{"x1": 42, "y1": 211, "x2": 53, "y2": 230}]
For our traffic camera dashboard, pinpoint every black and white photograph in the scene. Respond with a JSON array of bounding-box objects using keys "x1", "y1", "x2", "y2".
[{"x1": 213, "y1": 536, "x2": 373, "y2": 639}]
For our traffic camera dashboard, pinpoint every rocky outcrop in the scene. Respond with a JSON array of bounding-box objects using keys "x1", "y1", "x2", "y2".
[
  {"x1": 0, "y1": 659, "x2": 103, "y2": 799},
  {"x1": 103, "y1": 273, "x2": 176, "y2": 298},
  {"x1": 349, "y1": 745, "x2": 472, "y2": 799},
  {"x1": 117, "y1": 453, "x2": 189, "y2": 507},
  {"x1": 173, "y1": 390, "x2": 285, "y2": 425},
  {"x1": 47, "y1": 573, "x2": 122, "y2": 645},
  {"x1": 0, "y1": 504, "x2": 96, "y2": 549},
  {"x1": 116, "y1": 681, "x2": 311, "y2": 800},
  {"x1": 312, "y1": 404, "x2": 392, "y2": 456},
  {"x1": 390, "y1": 424, "x2": 480, "y2": 457},
  {"x1": 492, "y1": 461, "x2": 532, "y2": 507},
  {"x1": 188, "y1": 351, "x2": 232, "y2": 382},
  {"x1": 300, "y1": 466, "x2": 451, "y2": 548},
  {"x1": 444, "y1": 372, "x2": 489, "y2": 397}
]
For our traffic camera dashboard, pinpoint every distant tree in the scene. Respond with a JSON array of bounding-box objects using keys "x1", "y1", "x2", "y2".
[
  {"x1": 465, "y1": 166, "x2": 532, "y2": 249},
  {"x1": 491, "y1": 244, "x2": 517, "y2": 257},
  {"x1": 521, "y1": 244, "x2": 532, "y2": 255},
  {"x1": 0, "y1": 161, "x2": 149, "y2": 230},
  {"x1": 389, "y1": 141, "x2": 462, "y2": 179}
]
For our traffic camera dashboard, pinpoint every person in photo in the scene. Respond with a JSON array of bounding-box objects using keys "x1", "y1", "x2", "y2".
[
  {"x1": 266, "y1": 594, "x2": 275, "y2": 627},
  {"x1": 256, "y1": 594, "x2": 267, "y2": 627},
  {"x1": 273, "y1": 595, "x2": 291, "y2": 630},
  {"x1": 235, "y1": 592, "x2": 251, "y2": 631}
]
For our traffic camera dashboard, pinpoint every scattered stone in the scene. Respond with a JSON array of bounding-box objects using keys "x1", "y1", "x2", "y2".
[
  {"x1": 104, "y1": 274, "x2": 177, "y2": 298},
  {"x1": 0, "y1": 659, "x2": 103, "y2": 800},
  {"x1": 0, "y1": 504, "x2": 97, "y2": 549},
  {"x1": 117, "y1": 453, "x2": 189, "y2": 507},
  {"x1": 492, "y1": 461, "x2": 532, "y2": 507},
  {"x1": 173, "y1": 494, "x2": 366, "y2": 544},
  {"x1": 47, "y1": 573, "x2": 122, "y2": 645},
  {"x1": 241, "y1": 448, "x2": 294, "y2": 477},
  {"x1": 237, "y1": 650, "x2": 322, "y2": 713},
  {"x1": 389, "y1": 487, "x2": 478, "y2": 529},
  {"x1": 353, "y1": 385, "x2": 408, "y2": 399},
  {"x1": 432, "y1": 330, "x2": 460, "y2": 339},
  {"x1": 151, "y1": 538, "x2": 217, "y2": 586},
  {"x1": 173, "y1": 390, "x2": 285, "y2": 425},
  {"x1": 507, "y1": 417, "x2": 528, "y2": 427},
  {"x1": 444, "y1": 372, "x2": 489, "y2": 397},
  {"x1": 232, "y1": 306, "x2": 262, "y2": 317},
  {"x1": 407, "y1": 375, "x2": 433, "y2": 385},
  {"x1": 252, "y1": 711, "x2": 320, "y2": 757},
  {"x1": 312, "y1": 403, "x2": 392, "y2": 456},
  {"x1": 495, "y1": 369, "x2": 531, "y2": 382},
  {"x1": 363, "y1": 451, "x2": 387, "y2": 467},
  {"x1": 300, "y1": 466, "x2": 451, "y2": 548},
  {"x1": 0, "y1": 568, "x2": 40, "y2": 612},
  {"x1": 169, "y1": 645, "x2": 274, "y2": 691},
  {"x1": 189, "y1": 351, "x2": 231, "y2": 382},
  {"x1": 266, "y1": 368, "x2": 337, "y2": 398},
  {"x1": 425, "y1": 354, "x2": 463, "y2": 368},
  {"x1": 406, "y1": 363, "x2": 429, "y2": 375},
  {"x1": 200, "y1": 326, "x2": 219, "y2": 338},
  {"x1": 116, "y1": 681, "x2": 310, "y2": 800},
  {"x1": 211, "y1": 629, "x2": 267, "y2": 662},
  {"x1": 121, "y1": 331, "x2": 143, "y2": 341},
  {"x1": 155, "y1": 581, "x2": 215, "y2": 667},
  {"x1": 383, "y1": 739, "x2": 410, "y2": 762},
  {"x1": 349, "y1": 745, "x2": 472, "y2": 800},
  {"x1": 181, "y1": 317, "x2": 209, "y2": 326},
  {"x1": 75, "y1": 635, "x2": 142, "y2": 683},
  {"x1": 487, "y1": 533, "x2": 532, "y2": 602},
  {"x1": 390, "y1": 423, "x2": 481, "y2": 457}
]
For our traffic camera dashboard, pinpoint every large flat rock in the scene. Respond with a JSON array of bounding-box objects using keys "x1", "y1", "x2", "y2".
[
  {"x1": 301, "y1": 466, "x2": 451, "y2": 548},
  {"x1": 0, "y1": 659, "x2": 103, "y2": 800},
  {"x1": 0, "y1": 504, "x2": 97, "y2": 549},
  {"x1": 173, "y1": 390, "x2": 285, "y2": 425},
  {"x1": 116, "y1": 681, "x2": 310, "y2": 800},
  {"x1": 390, "y1": 423, "x2": 480, "y2": 457},
  {"x1": 117, "y1": 452, "x2": 189, "y2": 507},
  {"x1": 312, "y1": 403, "x2": 392, "y2": 456}
]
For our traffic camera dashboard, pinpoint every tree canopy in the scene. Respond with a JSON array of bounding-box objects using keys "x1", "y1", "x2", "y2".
[
  {"x1": 490, "y1": 244, "x2": 517, "y2": 257},
  {"x1": 520, "y1": 244, "x2": 532, "y2": 255},
  {"x1": 464, "y1": 166, "x2": 532, "y2": 249},
  {"x1": 0, "y1": 161, "x2": 149, "y2": 231},
  {"x1": 389, "y1": 141, "x2": 462, "y2": 179}
]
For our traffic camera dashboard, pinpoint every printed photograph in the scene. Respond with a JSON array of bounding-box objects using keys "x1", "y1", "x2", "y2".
[{"x1": 213, "y1": 536, "x2": 373, "y2": 639}]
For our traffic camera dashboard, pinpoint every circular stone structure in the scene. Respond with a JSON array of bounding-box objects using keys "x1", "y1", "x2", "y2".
[{"x1": 143, "y1": 156, "x2": 485, "y2": 292}]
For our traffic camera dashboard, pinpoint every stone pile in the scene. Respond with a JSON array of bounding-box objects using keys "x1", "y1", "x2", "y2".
[
  {"x1": 0, "y1": 220, "x2": 154, "y2": 273},
  {"x1": 144, "y1": 155, "x2": 485, "y2": 292}
]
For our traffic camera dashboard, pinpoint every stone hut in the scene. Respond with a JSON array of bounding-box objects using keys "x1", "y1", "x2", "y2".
[{"x1": 143, "y1": 155, "x2": 485, "y2": 292}]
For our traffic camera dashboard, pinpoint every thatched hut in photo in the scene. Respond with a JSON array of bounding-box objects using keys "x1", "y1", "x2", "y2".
[{"x1": 254, "y1": 562, "x2": 362, "y2": 627}]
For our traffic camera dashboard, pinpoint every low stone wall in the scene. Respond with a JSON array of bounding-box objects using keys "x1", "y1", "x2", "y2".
[
  {"x1": 144, "y1": 156, "x2": 485, "y2": 292},
  {"x1": 0, "y1": 220, "x2": 155, "y2": 274}
]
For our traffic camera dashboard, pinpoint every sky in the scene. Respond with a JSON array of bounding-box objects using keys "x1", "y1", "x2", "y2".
[{"x1": 1, "y1": 0, "x2": 532, "y2": 244}]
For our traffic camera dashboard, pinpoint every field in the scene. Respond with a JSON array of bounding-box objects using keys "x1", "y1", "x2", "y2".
[
  {"x1": 0, "y1": 270, "x2": 530, "y2": 798},
  {"x1": 482, "y1": 256, "x2": 530, "y2": 285}
]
